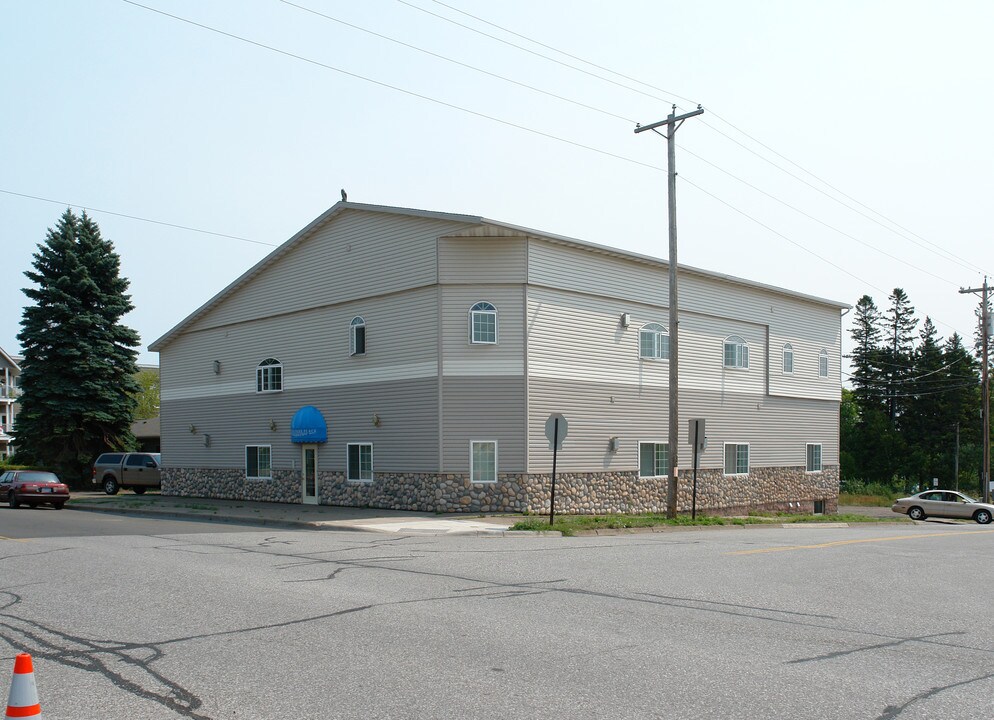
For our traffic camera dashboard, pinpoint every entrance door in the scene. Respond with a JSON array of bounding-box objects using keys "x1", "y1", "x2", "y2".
[{"x1": 302, "y1": 445, "x2": 319, "y2": 505}]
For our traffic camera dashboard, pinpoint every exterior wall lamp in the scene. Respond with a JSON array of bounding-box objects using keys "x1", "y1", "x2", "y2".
[
  {"x1": 372, "y1": 413, "x2": 380, "y2": 427},
  {"x1": 213, "y1": 360, "x2": 221, "y2": 374}
]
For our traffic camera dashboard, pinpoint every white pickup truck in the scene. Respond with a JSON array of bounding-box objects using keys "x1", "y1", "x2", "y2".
[{"x1": 91, "y1": 452, "x2": 162, "y2": 495}]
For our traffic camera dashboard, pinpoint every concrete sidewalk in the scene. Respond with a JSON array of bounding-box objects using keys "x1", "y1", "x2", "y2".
[{"x1": 67, "y1": 492, "x2": 520, "y2": 535}]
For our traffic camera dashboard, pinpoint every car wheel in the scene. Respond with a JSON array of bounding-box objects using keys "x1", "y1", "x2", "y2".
[
  {"x1": 975, "y1": 509, "x2": 992, "y2": 525},
  {"x1": 908, "y1": 506, "x2": 926, "y2": 521},
  {"x1": 133, "y1": 487, "x2": 146, "y2": 495},
  {"x1": 103, "y1": 478, "x2": 119, "y2": 495},
  {"x1": 53, "y1": 502, "x2": 65, "y2": 510},
  {"x1": 8, "y1": 492, "x2": 20, "y2": 509}
]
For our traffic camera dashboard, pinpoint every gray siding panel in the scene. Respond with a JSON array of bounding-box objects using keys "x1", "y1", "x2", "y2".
[
  {"x1": 161, "y1": 378, "x2": 439, "y2": 473},
  {"x1": 528, "y1": 377, "x2": 838, "y2": 473},
  {"x1": 441, "y1": 377, "x2": 526, "y2": 473}
]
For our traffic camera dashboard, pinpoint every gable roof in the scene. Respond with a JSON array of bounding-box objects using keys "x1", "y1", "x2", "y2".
[
  {"x1": 149, "y1": 201, "x2": 849, "y2": 352},
  {"x1": 0, "y1": 346, "x2": 21, "y2": 372}
]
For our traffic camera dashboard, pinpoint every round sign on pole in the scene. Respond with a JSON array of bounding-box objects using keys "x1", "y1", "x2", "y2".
[{"x1": 545, "y1": 413, "x2": 568, "y2": 451}]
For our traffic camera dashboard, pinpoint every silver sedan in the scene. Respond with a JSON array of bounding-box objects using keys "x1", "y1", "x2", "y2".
[{"x1": 892, "y1": 490, "x2": 994, "y2": 524}]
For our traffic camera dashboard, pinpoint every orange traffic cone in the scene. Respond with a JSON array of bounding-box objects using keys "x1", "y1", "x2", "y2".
[{"x1": 5, "y1": 653, "x2": 41, "y2": 718}]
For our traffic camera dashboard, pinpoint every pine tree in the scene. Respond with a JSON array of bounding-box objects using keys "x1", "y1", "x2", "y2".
[
  {"x1": 849, "y1": 295, "x2": 884, "y2": 412},
  {"x1": 883, "y1": 288, "x2": 918, "y2": 423},
  {"x1": 902, "y1": 317, "x2": 946, "y2": 485},
  {"x1": 15, "y1": 210, "x2": 140, "y2": 485}
]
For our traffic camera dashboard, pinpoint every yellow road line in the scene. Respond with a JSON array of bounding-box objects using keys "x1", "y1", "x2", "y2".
[{"x1": 728, "y1": 528, "x2": 994, "y2": 556}]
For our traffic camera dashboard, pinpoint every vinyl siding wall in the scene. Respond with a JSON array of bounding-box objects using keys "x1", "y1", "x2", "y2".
[
  {"x1": 525, "y1": 238, "x2": 841, "y2": 473},
  {"x1": 158, "y1": 208, "x2": 472, "y2": 475},
  {"x1": 184, "y1": 210, "x2": 467, "y2": 333}
]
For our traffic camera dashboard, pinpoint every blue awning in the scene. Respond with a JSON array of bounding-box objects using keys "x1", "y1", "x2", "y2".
[{"x1": 290, "y1": 405, "x2": 328, "y2": 443}]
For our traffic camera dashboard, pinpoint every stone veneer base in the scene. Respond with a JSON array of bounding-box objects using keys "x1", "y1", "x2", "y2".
[{"x1": 162, "y1": 465, "x2": 839, "y2": 515}]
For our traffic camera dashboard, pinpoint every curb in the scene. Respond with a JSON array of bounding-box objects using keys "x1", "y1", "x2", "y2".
[{"x1": 67, "y1": 503, "x2": 380, "y2": 533}]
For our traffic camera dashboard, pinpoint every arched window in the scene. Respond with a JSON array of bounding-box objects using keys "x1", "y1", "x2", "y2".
[
  {"x1": 723, "y1": 336, "x2": 749, "y2": 369},
  {"x1": 256, "y1": 358, "x2": 283, "y2": 392},
  {"x1": 350, "y1": 316, "x2": 366, "y2": 356},
  {"x1": 782, "y1": 343, "x2": 794, "y2": 374},
  {"x1": 469, "y1": 302, "x2": 498, "y2": 344},
  {"x1": 639, "y1": 323, "x2": 670, "y2": 360},
  {"x1": 819, "y1": 348, "x2": 829, "y2": 377}
]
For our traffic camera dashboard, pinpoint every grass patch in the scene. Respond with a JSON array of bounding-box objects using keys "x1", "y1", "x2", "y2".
[
  {"x1": 839, "y1": 492, "x2": 897, "y2": 507},
  {"x1": 510, "y1": 510, "x2": 906, "y2": 535}
]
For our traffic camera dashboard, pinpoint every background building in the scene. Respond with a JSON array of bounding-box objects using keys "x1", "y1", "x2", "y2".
[{"x1": 150, "y1": 202, "x2": 846, "y2": 514}]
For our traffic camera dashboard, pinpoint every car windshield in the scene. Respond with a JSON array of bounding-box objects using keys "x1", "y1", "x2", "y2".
[
  {"x1": 18, "y1": 472, "x2": 60, "y2": 484},
  {"x1": 960, "y1": 494, "x2": 979, "y2": 503}
]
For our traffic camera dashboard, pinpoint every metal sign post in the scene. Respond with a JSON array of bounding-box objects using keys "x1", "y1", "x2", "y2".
[
  {"x1": 689, "y1": 419, "x2": 705, "y2": 520},
  {"x1": 545, "y1": 414, "x2": 568, "y2": 526}
]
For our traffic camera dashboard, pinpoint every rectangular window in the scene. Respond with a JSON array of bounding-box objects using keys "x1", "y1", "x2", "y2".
[
  {"x1": 806, "y1": 444, "x2": 823, "y2": 472},
  {"x1": 472, "y1": 313, "x2": 497, "y2": 344},
  {"x1": 347, "y1": 443, "x2": 373, "y2": 482},
  {"x1": 246, "y1": 445, "x2": 272, "y2": 479},
  {"x1": 723, "y1": 443, "x2": 749, "y2": 475},
  {"x1": 471, "y1": 440, "x2": 497, "y2": 483},
  {"x1": 783, "y1": 347, "x2": 793, "y2": 374},
  {"x1": 639, "y1": 442, "x2": 669, "y2": 477},
  {"x1": 351, "y1": 324, "x2": 366, "y2": 356},
  {"x1": 819, "y1": 353, "x2": 829, "y2": 378}
]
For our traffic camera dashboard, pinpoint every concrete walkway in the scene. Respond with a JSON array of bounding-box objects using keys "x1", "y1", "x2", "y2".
[
  {"x1": 67, "y1": 492, "x2": 519, "y2": 535},
  {"x1": 67, "y1": 493, "x2": 908, "y2": 536}
]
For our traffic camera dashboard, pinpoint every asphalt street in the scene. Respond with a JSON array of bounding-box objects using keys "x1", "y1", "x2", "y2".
[{"x1": 1, "y1": 510, "x2": 992, "y2": 719}]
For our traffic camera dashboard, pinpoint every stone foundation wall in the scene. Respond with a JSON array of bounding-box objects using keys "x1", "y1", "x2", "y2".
[{"x1": 163, "y1": 464, "x2": 839, "y2": 515}]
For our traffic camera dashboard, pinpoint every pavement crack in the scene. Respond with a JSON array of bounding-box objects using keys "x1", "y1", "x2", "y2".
[
  {"x1": 788, "y1": 631, "x2": 966, "y2": 665},
  {"x1": 876, "y1": 671, "x2": 994, "y2": 719}
]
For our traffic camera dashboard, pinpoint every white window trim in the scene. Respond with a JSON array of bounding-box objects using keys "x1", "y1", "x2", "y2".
[
  {"x1": 723, "y1": 336, "x2": 750, "y2": 370},
  {"x1": 350, "y1": 316, "x2": 366, "y2": 357},
  {"x1": 470, "y1": 439, "x2": 498, "y2": 483},
  {"x1": 469, "y1": 302, "x2": 498, "y2": 345},
  {"x1": 638, "y1": 441, "x2": 670, "y2": 478},
  {"x1": 346, "y1": 442, "x2": 374, "y2": 483},
  {"x1": 818, "y1": 349, "x2": 829, "y2": 378},
  {"x1": 639, "y1": 323, "x2": 670, "y2": 361},
  {"x1": 806, "y1": 443, "x2": 823, "y2": 473},
  {"x1": 782, "y1": 343, "x2": 794, "y2": 375},
  {"x1": 245, "y1": 444, "x2": 273, "y2": 481},
  {"x1": 723, "y1": 442, "x2": 750, "y2": 476},
  {"x1": 256, "y1": 358, "x2": 283, "y2": 393}
]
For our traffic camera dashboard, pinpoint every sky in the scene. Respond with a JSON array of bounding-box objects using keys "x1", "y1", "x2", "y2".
[{"x1": 2, "y1": 0, "x2": 992, "y2": 370}]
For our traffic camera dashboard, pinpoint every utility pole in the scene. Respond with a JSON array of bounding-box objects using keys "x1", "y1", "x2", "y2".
[
  {"x1": 635, "y1": 104, "x2": 704, "y2": 518},
  {"x1": 960, "y1": 278, "x2": 990, "y2": 502}
]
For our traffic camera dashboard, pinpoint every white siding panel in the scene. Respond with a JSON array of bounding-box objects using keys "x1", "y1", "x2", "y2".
[
  {"x1": 438, "y1": 237, "x2": 526, "y2": 284},
  {"x1": 161, "y1": 287, "x2": 439, "y2": 400},
  {"x1": 186, "y1": 211, "x2": 466, "y2": 332},
  {"x1": 528, "y1": 239, "x2": 668, "y2": 306},
  {"x1": 441, "y1": 286, "x2": 524, "y2": 376}
]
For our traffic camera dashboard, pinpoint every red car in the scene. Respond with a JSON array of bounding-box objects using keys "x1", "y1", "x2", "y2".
[{"x1": 1, "y1": 470, "x2": 70, "y2": 509}]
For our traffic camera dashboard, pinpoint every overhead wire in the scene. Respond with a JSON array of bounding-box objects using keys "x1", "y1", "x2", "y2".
[
  {"x1": 282, "y1": 0, "x2": 965, "y2": 290},
  {"x1": 412, "y1": 0, "x2": 987, "y2": 277},
  {"x1": 117, "y1": 0, "x2": 974, "y2": 339},
  {"x1": 0, "y1": 188, "x2": 274, "y2": 247}
]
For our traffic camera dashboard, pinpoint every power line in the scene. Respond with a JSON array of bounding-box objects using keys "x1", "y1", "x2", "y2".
[
  {"x1": 414, "y1": 0, "x2": 987, "y2": 277},
  {"x1": 0, "y1": 188, "x2": 274, "y2": 246},
  {"x1": 121, "y1": 0, "x2": 666, "y2": 175},
  {"x1": 393, "y1": 0, "x2": 677, "y2": 106},
  {"x1": 281, "y1": 0, "x2": 966, "y2": 289},
  {"x1": 427, "y1": 0, "x2": 700, "y2": 106},
  {"x1": 678, "y1": 146, "x2": 961, "y2": 287},
  {"x1": 279, "y1": 0, "x2": 635, "y2": 124},
  {"x1": 117, "y1": 1, "x2": 972, "y2": 341}
]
